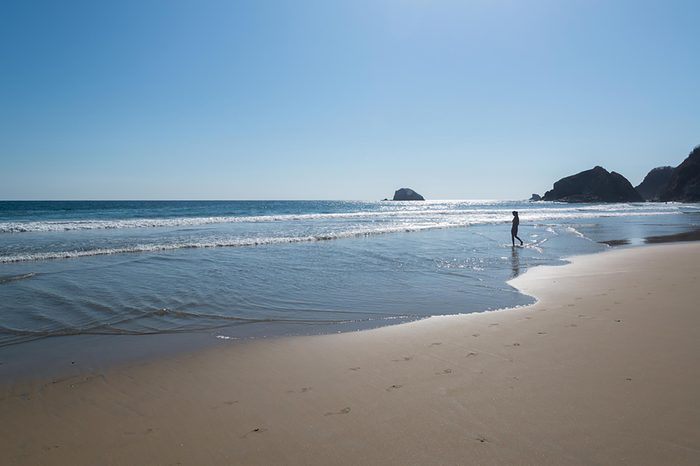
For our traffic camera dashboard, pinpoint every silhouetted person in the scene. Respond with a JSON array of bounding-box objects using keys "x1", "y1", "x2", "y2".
[{"x1": 511, "y1": 211, "x2": 523, "y2": 246}]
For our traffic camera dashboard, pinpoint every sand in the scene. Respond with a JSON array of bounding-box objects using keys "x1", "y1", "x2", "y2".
[{"x1": 2, "y1": 243, "x2": 700, "y2": 465}]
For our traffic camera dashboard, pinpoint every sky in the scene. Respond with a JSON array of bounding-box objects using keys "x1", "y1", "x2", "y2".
[{"x1": 1, "y1": 0, "x2": 698, "y2": 200}]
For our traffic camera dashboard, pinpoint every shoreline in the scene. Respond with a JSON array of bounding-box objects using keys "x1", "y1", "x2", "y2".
[
  {"x1": 2, "y1": 203, "x2": 698, "y2": 382},
  {"x1": 0, "y1": 228, "x2": 692, "y2": 386},
  {"x1": 2, "y1": 242, "x2": 700, "y2": 464}
]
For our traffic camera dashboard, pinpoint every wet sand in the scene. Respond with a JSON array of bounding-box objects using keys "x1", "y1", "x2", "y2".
[
  {"x1": 645, "y1": 228, "x2": 700, "y2": 244},
  {"x1": 2, "y1": 243, "x2": 700, "y2": 465}
]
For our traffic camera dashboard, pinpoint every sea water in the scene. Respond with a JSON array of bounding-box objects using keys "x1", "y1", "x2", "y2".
[{"x1": 1, "y1": 200, "x2": 698, "y2": 375}]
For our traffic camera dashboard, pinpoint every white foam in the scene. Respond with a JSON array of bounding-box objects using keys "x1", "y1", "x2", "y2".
[
  {"x1": 565, "y1": 226, "x2": 586, "y2": 238},
  {"x1": 2, "y1": 202, "x2": 697, "y2": 262},
  {"x1": 0, "y1": 222, "x2": 462, "y2": 263},
  {"x1": 0, "y1": 203, "x2": 693, "y2": 233}
]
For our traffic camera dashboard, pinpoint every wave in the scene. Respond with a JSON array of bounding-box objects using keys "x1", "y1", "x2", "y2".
[
  {"x1": 0, "y1": 208, "x2": 694, "y2": 263},
  {"x1": 0, "y1": 272, "x2": 37, "y2": 284},
  {"x1": 0, "y1": 223, "x2": 454, "y2": 263},
  {"x1": 0, "y1": 203, "x2": 693, "y2": 233},
  {"x1": 0, "y1": 212, "x2": 391, "y2": 233}
]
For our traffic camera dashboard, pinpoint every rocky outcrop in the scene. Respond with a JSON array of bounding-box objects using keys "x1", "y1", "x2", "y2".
[
  {"x1": 392, "y1": 188, "x2": 425, "y2": 201},
  {"x1": 635, "y1": 166, "x2": 674, "y2": 201},
  {"x1": 529, "y1": 194, "x2": 542, "y2": 201},
  {"x1": 543, "y1": 166, "x2": 644, "y2": 203},
  {"x1": 660, "y1": 146, "x2": 700, "y2": 202}
]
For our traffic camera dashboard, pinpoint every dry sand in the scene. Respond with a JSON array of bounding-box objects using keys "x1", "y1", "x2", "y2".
[{"x1": 2, "y1": 243, "x2": 700, "y2": 465}]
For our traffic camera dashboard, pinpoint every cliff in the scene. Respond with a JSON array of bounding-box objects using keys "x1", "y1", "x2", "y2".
[
  {"x1": 635, "y1": 166, "x2": 674, "y2": 201},
  {"x1": 543, "y1": 166, "x2": 643, "y2": 203},
  {"x1": 660, "y1": 146, "x2": 700, "y2": 202}
]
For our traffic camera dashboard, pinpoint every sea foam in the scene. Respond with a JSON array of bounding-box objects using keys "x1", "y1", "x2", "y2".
[
  {"x1": 0, "y1": 204, "x2": 694, "y2": 263},
  {"x1": 0, "y1": 203, "x2": 688, "y2": 234}
]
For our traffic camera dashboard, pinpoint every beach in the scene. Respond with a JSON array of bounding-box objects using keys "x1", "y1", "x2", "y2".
[
  {"x1": 4, "y1": 0, "x2": 699, "y2": 463},
  {"x1": 2, "y1": 242, "x2": 699, "y2": 465}
]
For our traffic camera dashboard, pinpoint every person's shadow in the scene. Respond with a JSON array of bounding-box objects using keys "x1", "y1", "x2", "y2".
[{"x1": 510, "y1": 246, "x2": 521, "y2": 278}]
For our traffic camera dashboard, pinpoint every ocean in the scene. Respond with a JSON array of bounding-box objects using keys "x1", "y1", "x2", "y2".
[{"x1": 1, "y1": 200, "x2": 699, "y2": 377}]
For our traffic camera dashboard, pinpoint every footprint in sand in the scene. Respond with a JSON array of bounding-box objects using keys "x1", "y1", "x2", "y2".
[
  {"x1": 392, "y1": 356, "x2": 413, "y2": 362},
  {"x1": 566, "y1": 323, "x2": 578, "y2": 328},
  {"x1": 348, "y1": 367, "x2": 361, "y2": 371},
  {"x1": 615, "y1": 319, "x2": 622, "y2": 323},
  {"x1": 241, "y1": 427, "x2": 268, "y2": 438},
  {"x1": 124, "y1": 428, "x2": 155, "y2": 436},
  {"x1": 466, "y1": 352, "x2": 479, "y2": 357},
  {"x1": 435, "y1": 369, "x2": 452, "y2": 375},
  {"x1": 537, "y1": 331, "x2": 547, "y2": 335},
  {"x1": 287, "y1": 387, "x2": 312, "y2": 394},
  {"x1": 488, "y1": 323, "x2": 499, "y2": 327},
  {"x1": 507, "y1": 342, "x2": 521, "y2": 347},
  {"x1": 429, "y1": 342, "x2": 442, "y2": 347},
  {"x1": 386, "y1": 384, "x2": 403, "y2": 392},
  {"x1": 223, "y1": 400, "x2": 239, "y2": 406},
  {"x1": 472, "y1": 333, "x2": 480, "y2": 337},
  {"x1": 43, "y1": 445, "x2": 60, "y2": 451},
  {"x1": 325, "y1": 407, "x2": 351, "y2": 416}
]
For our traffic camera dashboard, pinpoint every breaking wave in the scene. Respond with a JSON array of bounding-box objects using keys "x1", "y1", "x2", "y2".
[
  {"x1": 0, "y1": 223, "x2": 452, "y2": 263},
  {"x1": 0, "y1": 206, "x2": 694, "y2": 263},
  {"x1": 0, "y1": 203, "x2": 691, "y2": 233}
]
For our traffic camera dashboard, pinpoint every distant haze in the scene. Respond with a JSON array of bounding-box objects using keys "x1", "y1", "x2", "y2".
[{"x1": 1, "y1": 1, "x2": 698, "y2": 200}]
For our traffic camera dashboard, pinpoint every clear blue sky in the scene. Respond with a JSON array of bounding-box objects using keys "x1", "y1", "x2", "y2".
[{"x1": 1, "y1": 0, "x2": 698, "y2": 200}]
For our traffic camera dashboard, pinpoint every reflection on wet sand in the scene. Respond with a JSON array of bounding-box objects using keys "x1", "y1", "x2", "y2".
[
  {"x1": 598, "y1": 239, "x2": 631, "y2": 247},
  {"x1": 645, "y1": 229, "x2": 700, "y2": 244},
  {"x1": 600, "y1": 228, "x2": 700, "y2": 247},
  {"x1": 511, "y1": 246, "x2": 520, "y2": 278}
]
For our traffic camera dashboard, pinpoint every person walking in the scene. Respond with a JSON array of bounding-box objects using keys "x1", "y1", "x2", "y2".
[{"x1": 511, "y1": 211, "x2": 523, "y2": 247}]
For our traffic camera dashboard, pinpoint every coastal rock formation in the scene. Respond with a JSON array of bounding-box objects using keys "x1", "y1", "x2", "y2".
[
  {"x1": 635, "y1": 166, "x2": 674, "y2": 201},
  {"x1": 543, "y1": 166, "x2": 644, "y2": 203},
  {"x1": 660, "y1": 146, "x2": 700, "y2": 202},
  {"x1": 529, "y1": 194, "x2": 542, "y2": 201},
  {"x1": 392, "y1": 188, "x2": 425, "y2": 201}
]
